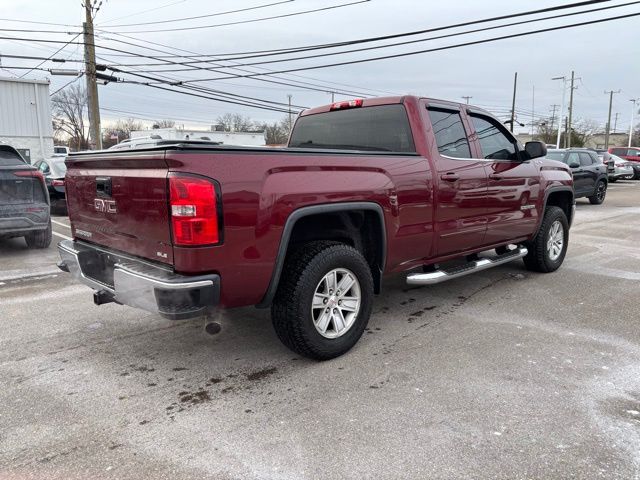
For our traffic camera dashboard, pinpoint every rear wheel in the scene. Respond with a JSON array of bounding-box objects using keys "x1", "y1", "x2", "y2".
[
  {"x1": 271, "y1": 241, "x2": 373, "y2": 360},
  {"x1": 588, "y1": 180, "x2": 607, "y2": 205},
  {"x1": 523, "y1": 206, "x2": 568, "y2": 273},
  {"x1": 25, "y1": 219, "x2": 52, "y2": 249}
]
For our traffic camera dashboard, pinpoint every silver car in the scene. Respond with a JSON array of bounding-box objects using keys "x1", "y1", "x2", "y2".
[{"x1": 604, "y1": 154, "x2": 635, "y2": 182}]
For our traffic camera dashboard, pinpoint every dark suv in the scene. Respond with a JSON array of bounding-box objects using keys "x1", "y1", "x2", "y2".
[
  {"x1": 547, "y1": 149, "x2": 608, "y2": 204},
  {"x1": 0, "y1": 144, "x2": 52, "y2": 248}
]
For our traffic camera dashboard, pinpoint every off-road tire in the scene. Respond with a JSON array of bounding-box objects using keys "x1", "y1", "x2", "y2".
[
  {"x1": 271, "y1": 241, "x2": 374, "y2": 360},
  {"x1": 523, "y1": 206, "x2": 568, "y2": 273},
  {"x1": 25, "y1": 220, "x2": 52, "y2": 249},
  {"x1": 588, "y1": 180, "x2": 607, "y2": 205}
]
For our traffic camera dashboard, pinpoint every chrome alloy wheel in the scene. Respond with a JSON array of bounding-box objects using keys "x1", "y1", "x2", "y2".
[
  {"x1": 546, "y1": 220, "x2": 564, "y2": 261},
  {"x1": 311, "y1": 268, "x2": 361, "y2": 339}
]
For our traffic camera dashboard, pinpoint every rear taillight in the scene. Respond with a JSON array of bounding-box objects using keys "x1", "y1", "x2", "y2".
[
  {"x1": 14, "y1": 169, "x2": 45, "y2": 182},
  {"x1": 169, "y1": 175, "x2": 221, "y2": 246}
]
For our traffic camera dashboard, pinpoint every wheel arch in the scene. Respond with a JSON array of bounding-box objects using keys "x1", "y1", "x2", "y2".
[
  {"x1": 256, "y1": 202, "x2": 386, "y2": 308},
  {"x1": 537, "y1": 187, "x2": 574, "y2": 235}
]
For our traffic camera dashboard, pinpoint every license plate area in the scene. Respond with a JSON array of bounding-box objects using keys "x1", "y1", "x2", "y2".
[{"x1": 77, "y1": 249, "x2": 116, "y2": 288}]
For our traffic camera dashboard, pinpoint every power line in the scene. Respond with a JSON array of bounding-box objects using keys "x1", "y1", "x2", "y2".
[
  {"x1": 98, "y1": 0, "x2": 616, "y2": 61},
  {"x1": 90, "y1": 32, "x2": 384, "y2": 97},
  {"x1": 0, "y1": 52, "x2": 84, "y2": 63},
  {"x1": 97, "y1": 0, "x2": 188, "y2": 25},
  {"x1": 105, "y1": 0, "x2": 371, "y2": 33},
  {"x1": 165, "y1": 11, "x2": 640, "y2": 83},
  {"x1": 20, "y1": 32, "x2": 82, "y2": 78},
  {"x1": 50, "y1": 73, "x2": 84, "y2": 96},
  {"x1": 100, "y1": 0, "x2": 295, "y2": 27},
  {"x1": 119, "y1": 0, "x2": 638, "y2": 71}
]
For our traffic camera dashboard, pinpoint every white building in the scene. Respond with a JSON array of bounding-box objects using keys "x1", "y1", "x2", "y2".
[
  {"x1": 0, "y1": 77, "x2": 54, "y2": 163},
  {"x1": 130, "y1": 127, "x2": 266, "y2": 147}
]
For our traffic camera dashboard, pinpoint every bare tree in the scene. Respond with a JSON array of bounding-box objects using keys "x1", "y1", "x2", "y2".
[
  {"x1": 215, "y1": 113, "x2": 255, "y2": 132},
  {"x1": 153, "y1": 119, "x2": 176, "y2": 128},
  {"x1": 571, "y1": 119, "x2": 600, "y2": 147},
  {"x1": 51, "y1": 84, "x2": 89, "y2": 151},
  {"x1": 102, "y1": 118, "x2": 144, "y2": 148}
]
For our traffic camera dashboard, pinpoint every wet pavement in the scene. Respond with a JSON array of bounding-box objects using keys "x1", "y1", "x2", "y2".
[{"x1": 1, "y1": 181, "x2": 640, "y2": 479}]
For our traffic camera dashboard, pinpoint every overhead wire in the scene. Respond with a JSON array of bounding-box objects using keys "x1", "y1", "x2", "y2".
[
  {"x1": 161, "y1": 11, "x2": 640, "y2": 83},
  {"x1": 103, "y1": 0, "x2": 370, "y2": 34},
  {"x1": 99, "y1": 0, "x2": 295, "y2": 27}
]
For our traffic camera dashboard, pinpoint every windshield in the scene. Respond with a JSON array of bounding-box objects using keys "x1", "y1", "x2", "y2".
[{"x1": 289, "y1": 104, "x2": 416, "y2": 153}]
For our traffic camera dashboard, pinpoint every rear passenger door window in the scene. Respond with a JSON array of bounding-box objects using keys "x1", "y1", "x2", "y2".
[
  {"x1": 579, "y1": 153, "x2": 593, "y2": 166},
  {"x1": 427, "y1": 108, "x2": 471, "y2": 159},
  {"x1": 470, "y1": 115, "x2": 518, "y2": 161}
]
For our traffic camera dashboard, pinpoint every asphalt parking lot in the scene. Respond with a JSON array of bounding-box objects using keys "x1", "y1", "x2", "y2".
[{"x1": 1, "y1": 181, "x2": 639, "y2": 480}]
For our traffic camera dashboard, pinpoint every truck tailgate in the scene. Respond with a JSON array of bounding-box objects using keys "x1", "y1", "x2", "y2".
[{"x1": 65, "y1": 153, "x2": 173, "y2": 264}]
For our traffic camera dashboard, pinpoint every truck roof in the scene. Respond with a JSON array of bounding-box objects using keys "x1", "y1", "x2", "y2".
[{"x1": 299, "y1": 95, "x2": 493, "y2": 118}]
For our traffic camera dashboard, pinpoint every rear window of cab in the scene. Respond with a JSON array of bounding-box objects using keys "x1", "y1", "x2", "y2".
[{"x1": 289, "y1": 104, "x2": 416, "y2": 153}]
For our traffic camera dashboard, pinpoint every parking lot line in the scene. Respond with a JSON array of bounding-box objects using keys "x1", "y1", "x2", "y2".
[
  {"x1": 51, "y1": 219, "x2": 71, "y2": 229},
  {"x1": 52, "y1": 231, "x2": 72, "y2": 241}
]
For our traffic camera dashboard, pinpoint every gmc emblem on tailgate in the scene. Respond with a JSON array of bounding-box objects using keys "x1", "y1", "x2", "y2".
[{"x1": 94, "y1": 198, "x2": 117, "y2": 214}]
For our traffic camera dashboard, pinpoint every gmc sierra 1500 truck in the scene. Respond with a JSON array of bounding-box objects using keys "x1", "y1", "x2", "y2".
[{"x1": 58, "y1": 96, "x2": 574, "y2": 359}]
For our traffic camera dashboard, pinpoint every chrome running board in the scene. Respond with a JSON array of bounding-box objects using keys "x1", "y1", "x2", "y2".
[{"x1": 406, "y1": 247, "x2": 528, "y2": 285}]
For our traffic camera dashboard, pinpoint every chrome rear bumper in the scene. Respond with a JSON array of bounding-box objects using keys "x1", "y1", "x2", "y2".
[{"x1": 57, "y1": 240, "x2": 220, "y2": 320}]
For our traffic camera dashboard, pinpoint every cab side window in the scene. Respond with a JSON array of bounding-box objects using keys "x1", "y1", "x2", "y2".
[
  {"x1": 579, "y1": 152, "x2": 593, "y2": 166},
  {"x1": 427, "y1": 108, "x2": 471, "y2": 159},
  {"x1": 470, "y1": 115, "x2": 518, "y2": 161}
]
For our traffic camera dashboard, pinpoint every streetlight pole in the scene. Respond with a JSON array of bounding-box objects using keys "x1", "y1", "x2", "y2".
[
  {"x1": 630, "y1": 98, "x2": 639, "y2": 148},
  {"x1": 552, "y1": 76, "x2": 566, "y2": 149}
]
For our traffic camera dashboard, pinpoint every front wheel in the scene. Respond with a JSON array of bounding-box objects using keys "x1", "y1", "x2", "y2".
[
  {"x1": 523, "y1": 206, "x2": 569, "y2": 273},
  {"x1": 588, "y1": 180, "x2": 607, "y2": 205},
  {"x1": 271, "y1": 241, "x2": 374, "y2": 360}
]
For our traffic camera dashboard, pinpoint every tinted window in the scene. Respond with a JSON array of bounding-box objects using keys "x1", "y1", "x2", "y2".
[
  {"x1": 579, "y1": 152, "x2": 593, "y2": 166},
  {"x1": 566, "y1": 152, "x2": 580, "y2": 167},
  {"x1": 611, "y1": 148, "x2": 626, "y2": 155},
  {"x1": 37, "y1": 161, "x2": 50, "y2": 174},
  {"x1": 427, "y1": 108, "x2": 471, "y2": 158},
  {"x1": 471, "y1": 115, "x2": 518, "y2": 160},
  {"x1": 289, "y1": 104, "x2": 416, "y2": 152},
  {"x1": 546, "y1": 151, "x2": 565, "y2": 161},
  {"x1": 0, "y1": 148, "x2": 26, "y2": 166}
]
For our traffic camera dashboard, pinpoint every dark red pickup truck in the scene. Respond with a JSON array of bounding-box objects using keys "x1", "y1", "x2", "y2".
[{"x1": 58, "y1": 96, "x2": 574, "y2": 359}]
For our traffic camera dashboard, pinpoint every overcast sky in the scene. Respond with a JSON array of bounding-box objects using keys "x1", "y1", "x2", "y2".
[{"x1": 1, "y1": 0, "x2": 639, "y2": 133}]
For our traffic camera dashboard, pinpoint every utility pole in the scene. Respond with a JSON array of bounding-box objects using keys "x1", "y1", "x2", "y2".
[
  {"x1": 549, "y1": 104, "x2": 559, "y2": 142},
  {"x1": 509, "y1": 72, "x2": 517, "y2": 132},
  {"x1": 462, "y1": 96, "x2": 472, "y2": 104},
  {"x1": 551, "y1": 76, "x2": 566, "y2": 149},
  {"x1": 287, "y1": 94, "x2": 293, "y2": 133},
  {"x1": 83, "y1": 0, "x2": 102, "y2": 150},
  {"x1": 629, "y1": 98, "x2": 639, "y2": 148},
  {"x1": 530, "y1": 85, "x2": 535, "y2": 137},
  {"x1": 604, "y1": 89, "x2": 620, "y2": 149},
  {"x1": 566, "y1": 71, "x2": 575, "y2": 148},
  {"x1": 329, "y1": 91, "x2": 335, "y2": 103}
]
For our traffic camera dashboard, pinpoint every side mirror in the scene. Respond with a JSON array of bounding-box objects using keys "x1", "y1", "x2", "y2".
[
  {"x1": 568, "y1": 160, "x2": 580, "y2": 168},
  {"x1": 524, "y1": 141, "x2": 547, "y2": 160}
]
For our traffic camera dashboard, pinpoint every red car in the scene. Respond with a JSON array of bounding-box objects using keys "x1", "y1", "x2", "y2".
[
  {"x1": 608, "y1": 147, "x2": 640, "y2": 179},
  {"x1": 58, "y1": 96, "x2": 574, "y2": 359}
]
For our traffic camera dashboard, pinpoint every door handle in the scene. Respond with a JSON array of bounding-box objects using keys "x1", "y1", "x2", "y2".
[
  {"x1": 440, "y1": 173, "x2": 460, "y2": 181},
  {"x1": 488, "y1": 174, "x2": 503, "y2": 180}
]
